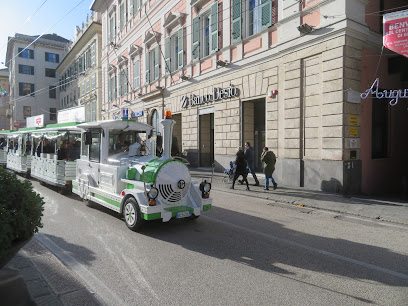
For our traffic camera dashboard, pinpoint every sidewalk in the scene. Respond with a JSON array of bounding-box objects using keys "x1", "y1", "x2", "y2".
[
  {"x1": 2, "y1": 238, "x2": 100, "y2": 306},
  {"x1": 190, "y1": 168, "x2": 408, "y2": 226}
]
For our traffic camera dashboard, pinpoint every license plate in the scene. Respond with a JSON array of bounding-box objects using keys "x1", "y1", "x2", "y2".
[{"x1": 176, "y1": 211, "x2": 191, "y2": 219}]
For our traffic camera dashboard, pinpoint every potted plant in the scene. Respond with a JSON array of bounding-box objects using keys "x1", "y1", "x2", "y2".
[{"x1": 0, "y1": 167, "x2": 44, "y2": 269}]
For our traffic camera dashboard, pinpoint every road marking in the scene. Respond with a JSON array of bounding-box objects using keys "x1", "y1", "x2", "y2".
[
  {"x1": 35, "y1": 233, "x2": 125, "y2": 306},
  {"x1": 202, "y1": 216, "x2": 408, "y2": 281}
]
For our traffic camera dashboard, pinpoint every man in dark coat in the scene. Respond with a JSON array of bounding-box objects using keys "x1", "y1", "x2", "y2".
[
  {"x1": 260, "y1": 146, "x2": 277, "y2": 190},
  {"x1": 243, "y1": 142, "x2": 259, "y2": 186},
  {"x1": 231, "y1": 147, "x2": 250, "y2": 190}
]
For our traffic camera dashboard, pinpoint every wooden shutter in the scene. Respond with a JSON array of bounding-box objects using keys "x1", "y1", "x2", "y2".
[
  {"x1": 231, "y1": 0, "x2": 241, "y2": 43},
  {"x1": 261, "y1": 0, "x2": 272, "y2": 30},
  {"x1": 129, "y1": 0, "x2": 133, "y2": 17},
  {"x1": 134, "y1": 59, "x2": 140, "y2": 89},
  {"x1": 165, "y1": 36, "x2": 171, "y2": 75},
  {"x1": 211, "y1": 2, "x2": 218, "y2": 53},
  {"x1": 154, "y1": 47, "x2": 160, "y2": 80},
  {"x1": 118, "y1": 71, "x2": 122, "y2": 96},
  {"x1": 145, "y1": 51, "x2": 150, "y2": 83},
  {"x1": 178, "y1": 27, "x2": 184, "y2": 68},
  {"x1": 192, "y1": 17, "x2": 200, "y2": 60}
]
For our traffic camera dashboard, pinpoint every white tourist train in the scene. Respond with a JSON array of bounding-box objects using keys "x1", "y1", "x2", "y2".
[
  {"x1": 6, "y1": 127, "x2": 40, "y2": 177},
  {"x1": 30, "y1": 123, "x2": 82, "y2": 194},
  {"x1": 72, "y1": 111, "x2": 213, "y2": 231}
]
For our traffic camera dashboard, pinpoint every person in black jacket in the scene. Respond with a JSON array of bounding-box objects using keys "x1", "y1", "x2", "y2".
[{"x1": 231, "y1": 147, "x2": 250, "y2": 190}]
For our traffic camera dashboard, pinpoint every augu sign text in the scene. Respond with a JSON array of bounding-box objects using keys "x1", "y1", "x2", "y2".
[
  {"x1": 181, "y1": 86, "x2": 239, "y2": 108},
  {"x1": 361, "y1": 78, "x2": 408, "y2": 106}
]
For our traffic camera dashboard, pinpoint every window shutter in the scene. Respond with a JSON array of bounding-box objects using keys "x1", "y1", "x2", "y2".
[
  {"x1": 137, "y1": 0, "x2": 140, "y2": 10},
  {"x1": 231, "y1": 0, "x2": 241, "y2": 43},
  {"x1": 192, "y1": 17, "x2": 200, "y2": 60},
  {"x1": 117, "y1": 6, "x2": 121, "y2": 31},
  {"x1": 123, "y1": 1, "x2": 127, "y2": 26},
  {"x1": 129, "y1": 0, "x2": 133, "y2": 17},
  {"x1": 108, "y1": 17, "x2": 111, "y2": 42},
  {"x1": 134, "y1": 59, "x2": 140, "y2": 89},
  {"x1": 108, "y1": 77, "x2": 112, "y2": 101},
  {"x1": 211, "y1": 2, "x2": 218, "y2": 53},
  {"x1": 145, "y1": 51, "x2": 150, "y2": 83},
  {"x1": 154, "y1": 47, "x2": 160, "y2": 80},
  {"x1": 118, "y1": 71, "x2": 122, "y2": 96},
  {"x1": 113, "y1": 13, "x2": 116, "y2": 37},
  {"x1": 261, "y1": 0, "x2": 272, "y2": 29},
  {"x1": 165, "y1": 36, "x2": 171, "y2": 75},
  {"x1": 178, "y1": 27, "x2": 184, "y2": 68}
]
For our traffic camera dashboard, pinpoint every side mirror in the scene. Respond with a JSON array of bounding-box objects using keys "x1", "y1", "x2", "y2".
[{"x1": 84, "y1": 131, "x2": 92, "y2": 145}]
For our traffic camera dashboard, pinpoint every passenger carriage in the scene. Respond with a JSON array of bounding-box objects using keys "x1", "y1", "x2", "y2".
[
  {"x1": 0, "y1": 130, "x2": 10, "y2": 167},
  {"x1": 6, "y1": 127, "x2": 40, "y2": 177},
  {"x1": 31, "y1": 123, "x2": 82, "y2": 194},
  {"x1": 72, "y1": 111, "x2": 213, "y2": 231}
]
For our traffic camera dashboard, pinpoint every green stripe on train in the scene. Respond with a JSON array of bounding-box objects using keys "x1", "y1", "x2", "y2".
[{"x1": 92, "y1": 193, "x2": 121, "y2": 208}]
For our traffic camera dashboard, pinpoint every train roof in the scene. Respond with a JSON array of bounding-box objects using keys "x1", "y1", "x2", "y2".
[{"x1": 77, "y1": 119, "x2": 153, "y2": 132}]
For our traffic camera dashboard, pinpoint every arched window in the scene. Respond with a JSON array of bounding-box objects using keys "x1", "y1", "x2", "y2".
[{"x1": 151, "y1": 109, "x2": 160, "y2": 136}]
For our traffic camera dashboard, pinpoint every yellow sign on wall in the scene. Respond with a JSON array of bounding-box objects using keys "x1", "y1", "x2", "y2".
[
  {"x1": 349, "y1": 115, "x2": 358, "y2": 126},
  {"x1": 349, "y1": 127, "x2": 358, "y2": 137}
]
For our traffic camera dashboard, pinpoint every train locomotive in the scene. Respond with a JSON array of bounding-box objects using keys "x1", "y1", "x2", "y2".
[{"x1": 72, "y1": 111, "x2": 212, "y2": 231}]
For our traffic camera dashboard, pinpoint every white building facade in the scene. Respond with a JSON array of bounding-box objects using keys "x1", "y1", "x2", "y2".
[
  {"x1": 57, "y1": 13, "x2": 103, "y2": 122},
  {"x1": 6, "y1": 34, "x2": 70, "y2": 129}
]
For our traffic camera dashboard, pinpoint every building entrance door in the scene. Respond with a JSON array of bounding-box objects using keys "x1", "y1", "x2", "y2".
[
  {"x1": 199, "y1": 113, "x2": 214, "y2": 167},
  {"x1": 243, "y1": 98, "x2": 265, "y2": 172}
]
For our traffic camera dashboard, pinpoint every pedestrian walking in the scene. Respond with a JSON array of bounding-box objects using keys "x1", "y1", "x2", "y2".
[
  {"x1": 231, "y1": 146, "x2": 250, "y2": 190},
  {"x1": 242, "y1": 142, "x2": 259, "y2": 186},
  {"x1": 260, "y1": 146, "x2": 277, "y2": 190}
]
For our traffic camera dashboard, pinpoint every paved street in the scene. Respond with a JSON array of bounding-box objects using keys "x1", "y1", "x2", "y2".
[{"x1": 6, "y1": 174, "x2": 408, "y2": 305}]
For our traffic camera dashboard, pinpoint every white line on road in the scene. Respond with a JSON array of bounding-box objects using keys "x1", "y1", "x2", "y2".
[
  {"x1": 202, "y1": 215, "x2": 408, "y2": 281},
  {"x1": 35, "y1": 233, "x2": 125, "y2": 306}
]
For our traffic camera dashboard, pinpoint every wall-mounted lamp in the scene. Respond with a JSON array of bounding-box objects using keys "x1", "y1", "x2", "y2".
[
  {"x1": 268, "y1": 90, "x2": 278, "y2": 98},
  {"x1": 216, "y1": 60, "x2": 229, "y2": 67},
  {"x1": 156, "y1": 86, "x2": 163, "y2": 90},
  {"x1": 138, "y1": 92, "x2": 143, "y2": 97},
  {"x1": 181, "y1": 75, "x2": 191, "y2": 81},
  {"x1": 297, "y1": 23, "x2": 313, "y2": 34}
]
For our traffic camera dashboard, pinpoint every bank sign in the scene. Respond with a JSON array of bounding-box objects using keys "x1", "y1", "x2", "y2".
[{"x1": 181, "y1": 86, "x2": 239, "y2": 108}]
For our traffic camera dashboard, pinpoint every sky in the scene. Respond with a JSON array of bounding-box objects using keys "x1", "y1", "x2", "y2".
[{"x1": 0, "y1": 0, "x2": 94, "y2": 70}]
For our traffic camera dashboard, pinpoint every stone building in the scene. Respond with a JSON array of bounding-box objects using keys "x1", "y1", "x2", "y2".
[
  {"x1": 90, "y1": 0, "x2": 408, "y2": 195},
  {"x1": 57, "y1": 12, "x2": 103, "y2": 122},
  {"x1": 5, "y1": 33, "x2": 70, "y2": 128},
  {"x1": 0, "y1": 68, "x2": 10, "y2": 130}
]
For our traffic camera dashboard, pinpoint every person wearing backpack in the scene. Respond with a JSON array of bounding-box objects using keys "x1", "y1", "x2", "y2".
[{"x1": 261, "y1": 146, "x2": 278, "y2": 190}]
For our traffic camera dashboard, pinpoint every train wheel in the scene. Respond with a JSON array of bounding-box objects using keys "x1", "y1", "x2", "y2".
[
  {"x1": 39, "y1": 180, "x2": 46, "y2": 186},
  {"x1": 123, "y1": 198, "x2": 144, "y2": 231},
  {"x1": 189, "y1": 215, "x2": 200, "y2": 220},
  {"x1": 60, "y1": 186, "x2": 72, "y2": 195}
]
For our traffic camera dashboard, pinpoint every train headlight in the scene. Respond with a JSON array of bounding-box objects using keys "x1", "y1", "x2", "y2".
[
  {"x1": 199, "y1": 180, "x2": 211, "y2": 198},
  {"x1": 148, "y1": 187, "x2": 158, "y2": 199}
]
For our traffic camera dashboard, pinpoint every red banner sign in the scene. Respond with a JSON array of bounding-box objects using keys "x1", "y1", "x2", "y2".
[{"x1": 383, "y1": 9, "x2": 408, "y2": 58}]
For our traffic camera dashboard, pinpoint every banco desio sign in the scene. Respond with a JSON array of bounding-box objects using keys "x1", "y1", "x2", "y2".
[{"x1": 181, "y1": 86, "x2": 239, "y2": 109}]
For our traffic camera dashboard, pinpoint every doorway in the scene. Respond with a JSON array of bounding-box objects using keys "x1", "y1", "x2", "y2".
[
  {"x1": 242, "y1": 98, "x2": 265, "y2": 172},
  {"x1": 199, "y1": 113, "x2": 214, "y2": 167}
]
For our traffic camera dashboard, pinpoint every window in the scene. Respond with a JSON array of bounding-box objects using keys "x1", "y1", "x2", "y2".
[
  {"x1": 108, "y1": 74, "x2": 117, "y2": 101},
  {"x1": 19, "y1": 65, "x2": 34, "y2": 75},
  {"x1": 45, "y1": 52, "x2": 59, "y2": 63},
  {"x1": 89, "y1": 131, "x2": 101, "y2": 162},
  {"x1": 372, "y1": 97, "x2": 389, "y2": 158},
  {"x1": 91, "y1": 43, "x2": 96, "y2": 67},
  {"x1": 92, "y1": 101, "x2": 96, "y2": 121},
  {"x1": 192, "y1": 2, "x2": 218, "y2": 61},
  {"x1": 231, "y1": 0, "x2": 273, "y2": 43},
  {"x1": 92, "y1": 74, "x2": 96, "y2": 90},
  {"x1": 86, "y1": 79, "x2": 90, "y2": 94},
  {"x1": 133, "y1": 58, "x2": 140, "y2": 89},
  {"x1": 108, "y1": 12, "x2": 116, "y2": 43},
  {"x1": 50, "y1": 108, "x2": 57, "y2": 121},
  {"x1": 86, "y1": 104, "x2": 91, "y2": 122},
  {"x1": 45, "y1": 68, "x2": 56, "y2": 78},
  {"x1": 130, "y1": 0, "x2": 141, "y2": 17},
  {"x1": 119, "y1": 0, "x2": 127, "y2": 30},
  {"x1": 49, "y1": 86, "x2": 56, "y2": 99},
  {"x1": 150, "y1": 109, "x2": 160, "y2": 136},
  {"x1": 23, "y1": 106, "x2": 31, "y2": 119},
  {"x1": 118, "y1": 67, "x2": 128, "y2": 96},
  {"x1": 165, "y1": 28, "x2": 184, "y2": 74},
  {"x1": 79, "y1": 56, "x2": 83, "y2": 73},
  {"x1": 19, "y1": 83, "x2": 35, "y2": 96},
  {"x1": 18, "y1": 48, "x2": 34, "y2": 59},
  {"x1": 145, "y1": 48, "x2": 159, "y2": 83}
]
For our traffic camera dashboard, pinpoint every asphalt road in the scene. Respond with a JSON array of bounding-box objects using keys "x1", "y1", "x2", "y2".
[{"x1": 33, "y1": 179, "x2": 408, "y2": 305}]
